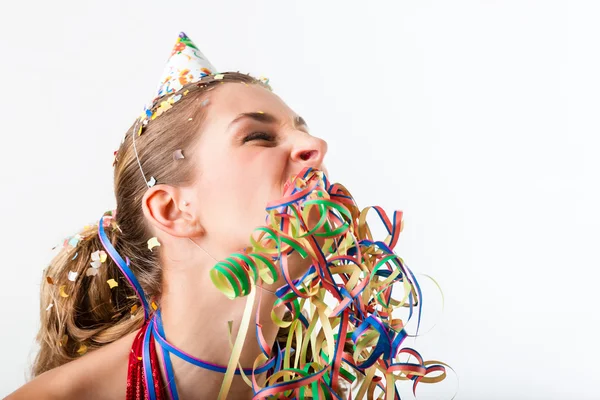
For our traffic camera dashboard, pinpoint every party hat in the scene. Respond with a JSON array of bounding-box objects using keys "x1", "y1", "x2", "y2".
[
  {"x1": 134, "y1": 31, "x2": 219, "y2": 132},
  {"x1": 128, "y1": 31, "x2": 270, "y2": 187},
  {"x1": 151, "y1": 32, "x2": 217, "y2": 104}
]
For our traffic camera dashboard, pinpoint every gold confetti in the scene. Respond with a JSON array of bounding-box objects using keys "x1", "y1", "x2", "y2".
[
  {"x1": 187, "y1": 117, "x2": 193, "y2": 121},
  {"x1": 257, "y1": 110, "x2": 264, "y2": 114},
  {"x1": 152, "y1": 101, "x2": 173, "y2": 120},
  {"x1": 107, "y1": 279, "x2": 118, "y2": 289},
  {"x1": 59, "y1": 334, "x2": 68, "y2": 347},
  {"x1": 76, "y1": 344, "x2": 88, "y2": 355},
  {"x1": 131, "y1": 304, "x2": 138, "y2": 314},
  {"x1": 147, "y1": 237, "x2": 161, "y2": 251},
  {"x1": 59, "y1": 285, "x2": 69, "y2": 298},
  {"x1": 183, "y1": 89, "x2": 189, "y2": 95},
  {"x1": 151, "y1": 301, "x2": 158, "y2": 311}
]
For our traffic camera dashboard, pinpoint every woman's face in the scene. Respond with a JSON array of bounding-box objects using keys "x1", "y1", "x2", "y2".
[{"x1": 187, "y1": 82, "x2": 328, "y2": 256}]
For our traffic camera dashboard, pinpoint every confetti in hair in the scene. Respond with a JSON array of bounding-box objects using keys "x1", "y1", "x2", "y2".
[
  {"x1": 90, "y1": 250, "x2": 107, "y2": 269},
  {"x1": 147, "y1": 237, "x2": 161, "y2": 251},
  {"x1": 173, "y1": 149, "x2": 185, "y2": 160},
  {"x1": 76, "y1": 344, "x2": 88, "y2": 355},
  {"x1": 107, "y1": 279, "x2": 119, "y2": 289},
  {"x1": 58, "y1": 285, "x2": 69, "y2": 298}
]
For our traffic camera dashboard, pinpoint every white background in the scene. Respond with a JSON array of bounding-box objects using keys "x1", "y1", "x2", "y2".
[{"x1": 1, "y1": 1, "x2": 599, "y2": 398}]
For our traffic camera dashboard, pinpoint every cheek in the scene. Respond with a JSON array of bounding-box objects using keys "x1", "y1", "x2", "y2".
[
  {"x1": 196, "y1": 159, "x2": 269, "y2": 217},
  {"x1": 232, "y1": 155, "x2": 288, "y2": 225},
  {"x1": 196, "y1": 147, "x2": 288, "y2": 228},
  {"x1": 229, "y1": 150, "x2": 287, "y2": 188}
]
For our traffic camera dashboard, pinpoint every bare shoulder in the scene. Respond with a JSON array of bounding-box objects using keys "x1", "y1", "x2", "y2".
[{"x1": 5, "y1": 330, "x2": 137, "y2": 400}]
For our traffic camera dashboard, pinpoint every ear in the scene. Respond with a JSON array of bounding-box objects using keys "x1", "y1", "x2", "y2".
[{"x1": 141, "y1": 184, "x2": 203, "y2": 238}]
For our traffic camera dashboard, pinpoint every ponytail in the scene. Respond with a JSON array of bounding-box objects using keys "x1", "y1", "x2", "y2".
[
  {"x1": 32, "y1": 73, "x2": 273, "y2": 378},
  {"x1": 33, "y1": 211, "x2": 144, "y2": 377}
]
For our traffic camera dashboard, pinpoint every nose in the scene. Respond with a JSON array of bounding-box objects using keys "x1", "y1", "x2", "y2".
[{"x1": 290, "y1": 134, "x2": 328, "y2": 170}]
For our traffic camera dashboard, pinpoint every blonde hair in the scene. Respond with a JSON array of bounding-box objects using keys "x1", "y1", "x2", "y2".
[{"x1": 33, "y1": 72, "x2": 269, "y2": 376}]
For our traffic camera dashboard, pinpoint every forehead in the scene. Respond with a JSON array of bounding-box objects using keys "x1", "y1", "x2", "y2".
[{"x1": 204, "y1": 83, "x2": 293, "y2": 125}]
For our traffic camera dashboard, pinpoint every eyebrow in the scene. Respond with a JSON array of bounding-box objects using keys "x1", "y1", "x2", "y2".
[{"x1": 228, "y1": 112, "x2": 309, "y2": 130}]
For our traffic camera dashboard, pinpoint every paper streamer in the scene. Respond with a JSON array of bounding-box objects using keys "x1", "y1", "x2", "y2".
[{"x1": 211, "y1": 167, "x2": 452, "y2": 399}]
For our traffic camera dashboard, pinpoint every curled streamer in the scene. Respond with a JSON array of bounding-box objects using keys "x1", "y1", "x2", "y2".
[{"x1": 210, "y1": 168, "x2": 452, "y2": 399}]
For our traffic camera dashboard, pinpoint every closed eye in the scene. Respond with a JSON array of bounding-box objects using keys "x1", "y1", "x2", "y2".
[{"x1": 242, "y1": 132, "x2": 276, "y2": 143}]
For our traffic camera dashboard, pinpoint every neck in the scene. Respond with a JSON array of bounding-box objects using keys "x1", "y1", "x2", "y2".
[{"x1": 155, "y1": 239, "x2": 285, "y2": 399}]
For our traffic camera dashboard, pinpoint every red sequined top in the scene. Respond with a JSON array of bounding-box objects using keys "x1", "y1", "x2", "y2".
[{"x1": 126, "y1": 321, "x2": 167, "y2": 400}]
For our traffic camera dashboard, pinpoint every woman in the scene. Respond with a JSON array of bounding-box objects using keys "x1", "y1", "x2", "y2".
[
  {"x1": 7, "y1": 33, "x2": 330, "y2": 399},
  {"x1": 9, "y1": 32, "x2": 448, "y2": 400}
]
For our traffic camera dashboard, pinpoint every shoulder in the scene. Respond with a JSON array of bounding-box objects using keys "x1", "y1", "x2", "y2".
[{"x1": 5, "y1": 330, "x2": 138, "y2": 400}]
